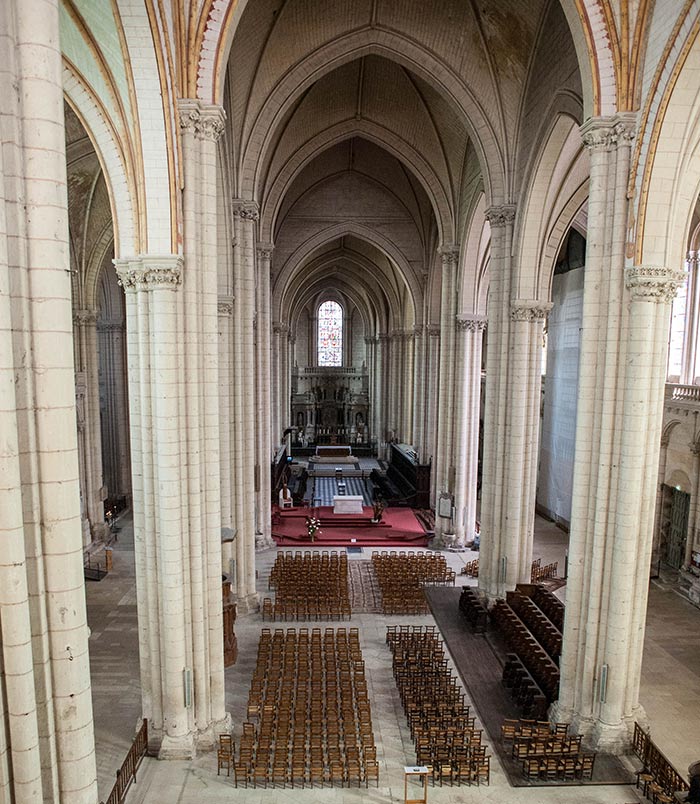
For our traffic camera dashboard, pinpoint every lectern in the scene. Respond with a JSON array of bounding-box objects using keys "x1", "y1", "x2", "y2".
[{"x1": 404, "y1": 766, "x2": 429, "y2": 804}]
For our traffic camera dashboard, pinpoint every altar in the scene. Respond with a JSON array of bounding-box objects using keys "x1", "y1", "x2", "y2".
[{"x1": 332, "y1": 495, "x2": 364, "y2": 515}]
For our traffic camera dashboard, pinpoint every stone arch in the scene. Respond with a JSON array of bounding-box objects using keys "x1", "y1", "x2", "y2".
[
  {"x1": 286, "y1": 251, "x2": 396, "y2": 335},
  {"x1": 515, "y1": 113, "x2": 589, "y2": 299},
  {"x1": 272, "y1": 222, "x2": 422, "y2": 326},
  {"x1": 63, "y1": 65, "x2": 137, "y2": 256},
  {"x1": 541, "y1": 183, "x2": 589, "y2": 302},
  {"x1": 236, "y1": 30, "x2": 506, "y2": 206},
  {"x1": 259, "y1": 120, "x2": 453, "y2": 245},
  {"x1": 459, "y1": 193, "x2": 490, "y2": 317},
  {"x1": 635, "y1": 22, "x2": 700, "y2": 271}
]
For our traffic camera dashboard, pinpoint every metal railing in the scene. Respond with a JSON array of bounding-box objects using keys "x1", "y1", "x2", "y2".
[{"x1": 101, "y1": 719, "x2": 148, "y2": 804}]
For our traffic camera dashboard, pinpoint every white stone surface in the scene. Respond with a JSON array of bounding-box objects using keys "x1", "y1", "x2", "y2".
[{"x1": 333, "y1": 495, "x2": 364, "y2": 514}]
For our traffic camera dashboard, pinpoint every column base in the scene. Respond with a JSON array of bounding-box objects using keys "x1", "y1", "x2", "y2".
[
  {"x1": 235, "y1": 593, "x2": 260, "y2": 613},
  {"x1": 564, "y1": 705, "x2": 649, "y2": 754},
  {"x1": 158, "y1": 731, "x2": 196, "y2": 760},
  {"x1": 195, "y1": 712, "x2": 233, "y2": 750},
  {"x1": 255, "y1": 532, "x2": 276, "y2": 551}
]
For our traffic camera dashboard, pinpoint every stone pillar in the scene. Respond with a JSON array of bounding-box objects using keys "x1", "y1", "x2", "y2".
[
  {"x1": 681, "y1": 251, "x2": 699, "y2": 384},
  {"x1": 218, "y1": 295, "x2": 234, "y2": 574},
  {"x1": 388, "y1": 331, "x2": 401, "y2": 439},
  {"x1": 377, "y1": 334, "x2": 390, "y2": 455},
  {"x1": 255, "y1": 243, "x2": 275, "y2": 549},
  {"x1": 364, "y1": 336, "x2": 376, "y2": 444},
  {"x1": 478, "y1": 204, "x2": 516, "y2": 597},
  {"x1": 412, "y1": 326, "x2": 427, "y2": 461},
  {"x1": 402, "y1": 331, "x2": 415, "y2": 442},
  {"x1": 230, "y1": 200, "x2": 259, "y2": 609},
  {"x1": 0, "y1": 0, "x2": 98, "y2": 798},
  {"x1": 271, "y1": 322, "x2": 285, "y2": 445},
  {"x1": 434, "y1": 245, "x2": 459, "y2": 539},
  {"x1": 73, "y1": 309, "x2": 108, "y2": 544},
  {"x1": 97, "y1": 316, "x2": 130, "y2": 502},
  {"x1": 551, "y1": 114, "x2": 685, "y2": 752},
  {"x1": 453, "y1": 315, "x2": 487, "y2": 545},
  {"x1": 425, "y1": 326, "x2": 441, "y2": 496},
  {"x1": 651, "y1": 432, "x2": 670, "y2": 572}
]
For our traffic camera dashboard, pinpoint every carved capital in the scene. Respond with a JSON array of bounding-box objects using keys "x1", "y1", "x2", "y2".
[
  {"x1": 689, "y1": 440, "x2": 700, "y2": 456},
  {"x1": 580, "y1": 113, "x2": 636, "y2": 151},
  {"x1": 272, "y1": 321, "x2": 289, "y2": 335},
  {"x1": 456, "y1": 314, "x2": 487, "y2": 332},
  {"x1": 73, "y1": 308, "x2": 98, "y2": 326},
  {"x1": 256, "y1": 242, "x2": 274, "y2": 260},
  {"x1": 438, "y1": 243, "x2": 460, "y2": 266},
  {"x1": 218, "y1": 296, "x2": 234, "y2": 316},
  {"x1": 510, "y1": 299, "x2": 553, "y2": 322},
  {"x1": 427, "y1": 325, "x2": 441, "y2": 337},
  {"x1": 625, "y1": 266, "x2": 686, "y2": 304},
  {"x1": 232, "y1": 199, "x2": 259, "y2": 222},
  {"x1": 485, "y1": 205, "x2": 516, "y2": 228},
  {"x1": 115, "y1": 255, "x2": 183, "y2": 291},
  {"x1": 178, "y1": 100, "x2": 226, "y2": 141}
]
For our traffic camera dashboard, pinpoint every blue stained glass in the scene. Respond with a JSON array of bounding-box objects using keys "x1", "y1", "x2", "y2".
[{"x1": 318, "y1": 300, "x2": 342, "y2": 366}]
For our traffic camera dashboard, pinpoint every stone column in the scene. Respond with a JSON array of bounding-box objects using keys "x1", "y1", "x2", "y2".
[
  {"x1": 478, "y1": 205, "x2": 516, "y2": 597},
  {"x1": 412, "y1": 326, "x2": 427, "y2": 461},
  {"x1": 425, "y1": 326, "x2": 441, "y2": 498},
  {"x1": 434, "y1": 245, "x2": 460, "y2": 539},
  {"x1": 0, "y1": 0, "x2": 98, "y2": 798},
  {"x1": 377, "y1": 334, "x2": 390, "y2": 455},
  {"x1": 364, "y1": 336, "x2": 376, "y2": 444},
  {"x1": 453, "y1": 316, "x2": 487, "y2": 545},
  {"x1": 681, "y1": 251, "x2": 699, "y2": 384},
  {"x1": 255, "y1": 243, "x2": 275, "y2": 549},
  {"x1": 97, "y1": 317, "x2": 131, "y2": 502},
  {"x1": 271, "y1": 322, "x2": 285, "y2": 445},
  {"x1": 551, "y1": 113, "x2": 685, "y2": 752},
  {"x1": 402, "y1": 330, "x2": 415, "y2": 442},
  {"x1": 218, "y1": 295, "x2": 234, "y2": 574},
  {"x1": 73, "y1": 309, "x2": 108, "y2": 544},
  {"x1": 230, "y1": 200, "x2": 259, "y2": 608}
]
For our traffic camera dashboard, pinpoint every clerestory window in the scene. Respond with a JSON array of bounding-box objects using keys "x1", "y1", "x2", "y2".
[{"x1": 317, "y1": 300, "x2": 343, "y2": 366}]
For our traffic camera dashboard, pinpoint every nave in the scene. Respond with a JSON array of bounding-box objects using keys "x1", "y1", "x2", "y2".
[{"x1": 87, "y1": 515, "x2": 700, "y2": 803}]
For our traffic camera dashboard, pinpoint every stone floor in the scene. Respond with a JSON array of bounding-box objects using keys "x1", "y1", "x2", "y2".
[{"x1": 85, "y1": 512, "x2": 700, "y2": 804}]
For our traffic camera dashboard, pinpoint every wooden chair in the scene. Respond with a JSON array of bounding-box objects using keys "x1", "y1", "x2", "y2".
[
  {"x1": 475, "y1": 756, "x2": 490, "y2": 785},
  {"x1": 233, "y1": 762, "x2": 249, "y2": 787},
  {"x1": 217, "y1": 749, "x2": 233, "y2": 776},
  {"x1": 364, "y1": 759, "x2": 379, "y2": 787}
]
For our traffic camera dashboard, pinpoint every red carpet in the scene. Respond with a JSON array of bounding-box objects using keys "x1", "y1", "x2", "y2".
[{"x1": 272, "y1": 505, "x2": 429, "y2": 547}]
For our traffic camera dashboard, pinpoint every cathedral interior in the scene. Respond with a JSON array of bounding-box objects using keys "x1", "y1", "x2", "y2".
[{"x1": 2, "y1": 0, "x2": 700, "y2": 802}]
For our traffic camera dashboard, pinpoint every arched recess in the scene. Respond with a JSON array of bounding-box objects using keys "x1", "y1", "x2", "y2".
[
  {"x1": 460, "y1": 193, "x2": 490, "y2": 317},
  {"x1": 259, "y1": 121, "x2": 453, "y2": 245},
  {"x1": 515, "y1": 113, "x2": 589, "y2": 300},
  {"x1": 272, "y1": 222, "x2": 421, "y2": 327},
  {"x1": 635, "y1": 20, "x2": 700, "y2": 271},
  {"x1": 63, "y1": 65, "x2": 139, "y2": 256},
  {"x1": 285, "y1": 254, "x2": 392, "y2": 338},
  {"x1": 235, "y1": 31, "x2": 506, "y2": 207}
]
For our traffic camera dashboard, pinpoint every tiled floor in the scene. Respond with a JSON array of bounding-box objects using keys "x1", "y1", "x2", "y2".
[{"x1": 86, "y1": 512, "x2": 700, "y2": 803}]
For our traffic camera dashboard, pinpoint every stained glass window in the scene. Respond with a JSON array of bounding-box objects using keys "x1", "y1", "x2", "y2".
[{"x1": 318, "y1": 300, "x2": 343, "y2": 366}]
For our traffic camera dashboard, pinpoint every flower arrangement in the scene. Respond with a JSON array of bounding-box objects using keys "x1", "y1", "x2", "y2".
[{"x1": 305, "y1": 515, "x2": 322, "y2": 542}]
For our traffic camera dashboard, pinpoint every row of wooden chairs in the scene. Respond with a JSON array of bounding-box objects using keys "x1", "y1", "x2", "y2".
[
  {"x1": 502, "y1": 653, "x2": 548, "y2": 719},
  {"x1": 523, "y1": 753, "x2": 595, "y2": 781},
  {"x1": 507, "y1": 591, "x2": 562, "y2": 660},
  {"x1": 266, "y1": 551, "x2": 350, "y2": 621},
  {"x1": 512, "y1": 734, "x2": 583, "y2": 760},
  {"x1": 531, "y1": 585, "x2": 565, "y2": 630},
  {"x1": 236, "y1": 627, "x2": 376, "y2": 788},
  {"x1": 388, "y1": 626, "x2": 491, "y2": 785},
  {"x1": 460, "y1": 559, "x2": 479, "y2": 577},
  {"x1": 501, "y1": 718, "x2": 569, "y2": 742},
  {"x1": 530, "y1": 558, "x2": 559, "y2": 583},
  {"x1": 492, "y1": 601, "x2": 560, "y2": 702},
  {"x1": 373, "y1": 553, "x2": 452, "y2": 614},
  {"x1": 458, "y1": 586, "x2": 488, "y2": 633}
]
